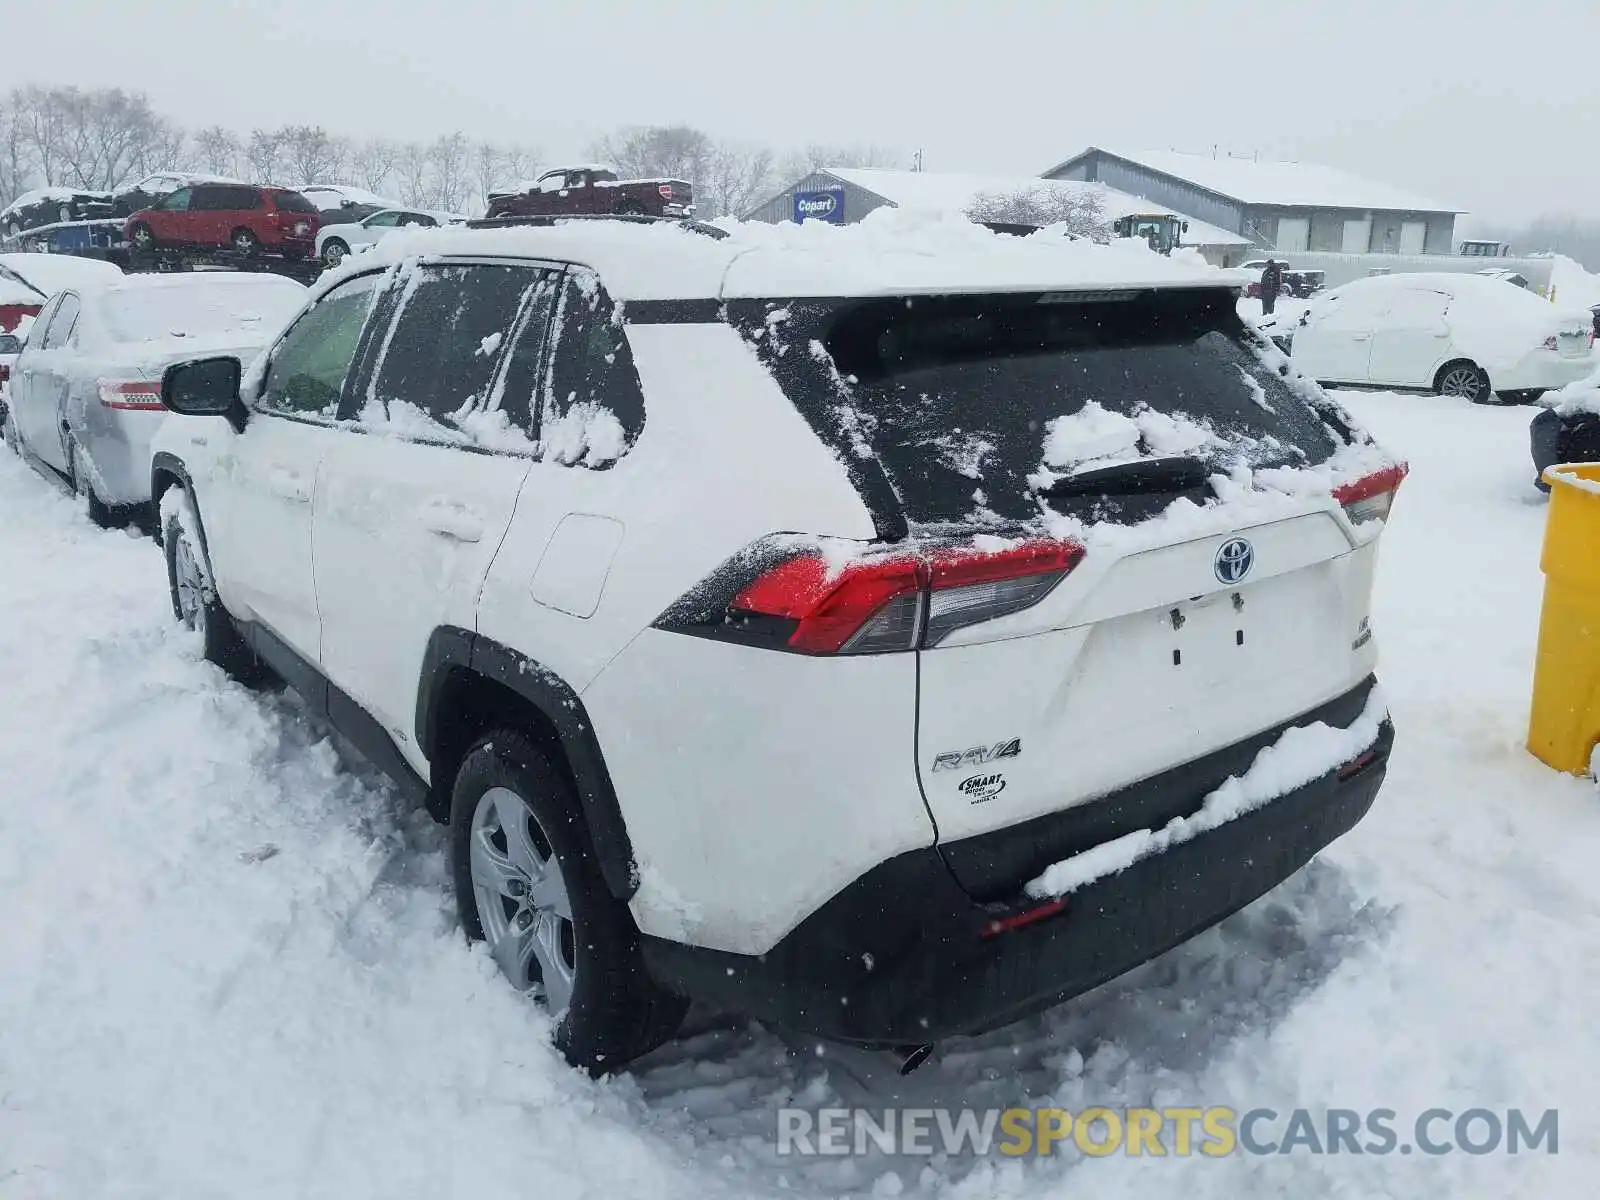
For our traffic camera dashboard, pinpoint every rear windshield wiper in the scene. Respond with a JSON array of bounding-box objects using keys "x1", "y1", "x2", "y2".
[{"x1": 1038, "y1": 456, "x2": 1210, "y2": 501}]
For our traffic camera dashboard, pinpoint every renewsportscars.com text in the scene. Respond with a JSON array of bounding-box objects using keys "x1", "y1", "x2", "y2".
[{"x1": 775, "y1": 1106, "x2": 1558, "y2": 1158}]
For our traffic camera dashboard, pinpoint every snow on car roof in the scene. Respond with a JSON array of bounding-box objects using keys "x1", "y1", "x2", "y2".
[
  {"x1": 0, "y1": 252, "x2": 124, "y2": 299},
  {"x1": 819, "y1": 167, "x2": 1253, "y2": 247},
  {"x1": 1056, "y1": 148, "x2": 1460, "y2": 214},
  {"x1": 301, "y1": 184, "x2": 403, "y2": 208},
  {"x1": 2, "y1": 186, "x2": 113, "y2": 217},
  {"x1": 333, "y1": 208, "x2": 1233, "y2": 303}
]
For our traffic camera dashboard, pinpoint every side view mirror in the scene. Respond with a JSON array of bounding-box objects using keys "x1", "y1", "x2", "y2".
[{"x1": 162, "y1": 356, "x2": 247, "y2": 433}]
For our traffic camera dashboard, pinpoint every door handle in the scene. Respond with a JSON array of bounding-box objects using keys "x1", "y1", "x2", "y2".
[
  {"x1": 1350, "y1": 334, "x2": 1371, "y2": 342},
  {"x1": 265, "y1": 467, "x2": 312, "y2": 504},
  {"x1": 419, "y1": 500, "x2": 484, "y2": 543}
]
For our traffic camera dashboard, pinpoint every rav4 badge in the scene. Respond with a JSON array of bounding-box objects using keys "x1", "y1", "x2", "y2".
[{"x1": 932, "y1": 738, "x2": 1021, "y2": 772}]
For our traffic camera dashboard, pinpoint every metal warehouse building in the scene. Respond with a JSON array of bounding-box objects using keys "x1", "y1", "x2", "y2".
[
  {"x1": 744, "y1": 167, "x2": 1254, "y2": 265},
  {"x1": 1044, "y1": 147, "x2": 1463, "y2": 256}
]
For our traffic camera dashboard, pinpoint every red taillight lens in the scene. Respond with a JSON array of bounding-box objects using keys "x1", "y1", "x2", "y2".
[
  {"x1": 711, "y1": 536, "x2": 1085, "y2": 655},
  {"x1": 97, "y1": 379, "x2": 163, "y2": 410},
  {"x1": 1333, "y1": 463, "x2": 1407, "y2": 525},
  {"x1": 658, "y1": 184, "x2": 673, "y2": 200},
  {"x1": 732, "y1": 553, "x2": 923, "y2": 654}
]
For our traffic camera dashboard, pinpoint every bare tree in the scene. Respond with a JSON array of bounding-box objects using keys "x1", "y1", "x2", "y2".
[
  {"x1": 349, "y1": 138, "x2": 397, "y2": 195},
  {"x1": 499, "y1": 144, "x2": 540, "y2": 190},
  {"x1": 0, "y1": 100, "x2": 34, "y2": 208},
  {"x1": 471, "y1": 140, "x2": 501, "y2": 212},
  {"x1": 244, "y1": 129, "x2": 284, "y2": 184},
  {"x1": 11, "y1": 85, "x2": 70, "y2": 185},
  {"x1": 395, "y1": 141, "x2": 431, "y2": 208},
  {"x1": 428, "y1": 132, "x2": 470, "y2": 212},
  {"x1": 192, "y1": 126, "x2": 241, "y2": 177},
  {"x1": 132, "y1": 118, "x2": 186, "y2": 177},
  {"x1": 591, "y1": 124, "x2": 715, "y2": 186},
  {"x1": 280, "y1": 125, "x2": 348, "y2": 186},
  {"x1": 966, "y1": 185, "x2": 1110, "y2": 238},
  {"x1": 780, "y1": 142, "x2": 903, "y2": 181},
  {"x1": 699, "y1": 141, "x2": 777, "y2": 219}
]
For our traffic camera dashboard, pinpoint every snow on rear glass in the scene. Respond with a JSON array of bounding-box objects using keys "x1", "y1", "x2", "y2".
[
  {"x1": 100, "y1": 281, "x2": 304, "y2": 344},
  {"x1": 731, "y1": 289, "x2": 1358, "y2": 527}
]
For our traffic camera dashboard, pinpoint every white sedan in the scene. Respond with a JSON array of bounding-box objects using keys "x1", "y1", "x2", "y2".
[
  {"x1": 314, "y1": 208, "x2": 456, "y2": 267},
  {"x1": 1285, "y1": 272, "x2": 1595, "y2": 403}
]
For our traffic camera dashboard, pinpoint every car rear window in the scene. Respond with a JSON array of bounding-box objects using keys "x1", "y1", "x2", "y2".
[
  {"x1": 273, "y1": 191, "x2": 319, "y2": 214},
  {"x1": 99, "y1": 281, "x2": 306, "y2": 344},
  {"x1": 728, "y1": 287, "x2": 1350, "y2": 528}
]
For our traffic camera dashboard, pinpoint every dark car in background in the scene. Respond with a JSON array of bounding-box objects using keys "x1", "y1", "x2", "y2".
[
  {"x1": 124, "y1": 182, "x2": 321, "y2": 258},
  {"x1": 485, "y1": 165, "x2": 693, "y2": 220},
  {"x1": 2, "y1": 188, "x2": 115, "y2": 239}
]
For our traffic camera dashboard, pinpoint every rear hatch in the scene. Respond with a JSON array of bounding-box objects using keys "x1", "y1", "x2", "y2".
[{"x1": 727, "y1": 286, "x2": 1392, "y2": 896}]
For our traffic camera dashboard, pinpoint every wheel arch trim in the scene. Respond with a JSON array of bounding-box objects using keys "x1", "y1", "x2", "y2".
[{"x1": 417, "y1": 627, "x2": 639, "y2": 899}]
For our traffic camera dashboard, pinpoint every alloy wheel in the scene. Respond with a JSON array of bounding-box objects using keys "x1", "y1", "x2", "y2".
[
  {"x1": 1440, "y1": 366, "x2": 1482, "y2": 399},
  {"x1": 172, "y1": 532, "x2": 207, "y2": 638},
  {"x1": 469, "y1": 785, "x2": 577, "y2": 1016}
]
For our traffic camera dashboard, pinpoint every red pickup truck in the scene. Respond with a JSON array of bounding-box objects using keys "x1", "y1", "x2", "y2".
[{"x1": 485, "y1": 165, "x2": 694, "y2": 220}]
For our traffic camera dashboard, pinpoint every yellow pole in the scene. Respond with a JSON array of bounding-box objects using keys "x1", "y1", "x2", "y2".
[{"x1": 1527, "y1": 463, "x2": 1600, "y2": 775}]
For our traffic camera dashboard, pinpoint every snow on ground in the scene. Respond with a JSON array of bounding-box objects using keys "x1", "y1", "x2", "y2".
[{"x1": 3, "y1": 391, "x2": 1600, "y2": 1198}]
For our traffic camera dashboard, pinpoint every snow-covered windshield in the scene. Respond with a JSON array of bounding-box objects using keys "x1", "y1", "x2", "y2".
[
  {"x1": 99, "y1": 280, "x2": 306, "y2": 344},
  {"x1": 731, "y1": 287, "x2": 1351, "y2": 527}
]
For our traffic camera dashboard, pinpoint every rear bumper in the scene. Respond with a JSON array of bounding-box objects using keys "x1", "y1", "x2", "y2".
[
  {"x1": 642, "y1": 676, "x2": 1391, "y2": 1045},
  {"x1": 1500, "y1": 353, "x2": 1596, "y2": 393}
]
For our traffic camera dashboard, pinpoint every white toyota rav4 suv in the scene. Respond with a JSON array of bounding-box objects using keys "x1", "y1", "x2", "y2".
[{"x1": 149, "y1": 216, "x2": 1401, "y2": 1073}]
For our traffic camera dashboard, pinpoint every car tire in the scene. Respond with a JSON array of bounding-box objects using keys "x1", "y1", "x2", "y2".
[
  {"x1": 321, "y1": 239, "x2": 348, "y2": 268},
  {"x1": 69, "y1": 442, "x2": 116, "y2": 529},
  {"x1": 129, "y1": 222, "x2": 156, "y2": 251},
  {"x1": 230, "y1": 227, "x2": 261, "y2": 255},
  {"x1": 450, "y1": 729, "x2": 687, "y2": 1075},
  {"x1": 1435, "y1": 360, "x2": 1494, "y2": 404},
  {"x1": 2, "y1": 406, "x2": 19, "y2": 455},
  {"x1": 615, "y1": 200, "x2": 646, "y2": 216},
  {"x1": 162, "y1": 498, "x2": 270, "y2": 684}
]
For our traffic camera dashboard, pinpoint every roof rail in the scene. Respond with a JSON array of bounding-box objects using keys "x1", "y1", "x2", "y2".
[{"x1": 465, "y1": 213, "x2": 731, "y2": 240}]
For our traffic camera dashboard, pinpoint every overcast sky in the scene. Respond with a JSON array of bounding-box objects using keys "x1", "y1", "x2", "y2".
[{"x1": 14, "y1": 0, "x2": 1599, "y2": 225}]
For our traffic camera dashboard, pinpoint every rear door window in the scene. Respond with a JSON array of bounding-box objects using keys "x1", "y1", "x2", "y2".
[
  {"x1": 273, "y1": 191, "x2": 318, "y2": 214},
  {"x1": 729, "y1": 288, "x2": 1349, "y2": 527},
  {"x1": 360, "y1": 261, "x2": 558, "y2": 449},
  {"x1": 534, "y1": 267, "x2": 644, "y2": 468},
  {"x1": 155, "y1": 188, "x2": 191, "y2": 212}
]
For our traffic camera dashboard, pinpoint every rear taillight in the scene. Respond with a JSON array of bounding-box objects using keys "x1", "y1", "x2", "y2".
[
  {"x1": 98, "y1": 379, "x2": 163, "y2": 410},
  {"x1": 658, "y1": 184, "x2": 673, "y2": 200},
  {"x1": 1333, "y1": 463, "x2": 1407, "y2": 525},
  {"x1": 663, "y1": 536, "x2": 1085, "y2": 655}
]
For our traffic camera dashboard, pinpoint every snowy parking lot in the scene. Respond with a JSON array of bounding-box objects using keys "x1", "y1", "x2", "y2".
[{"x1": 2, "y1": 390, "x2": 1598, "y2": 1199}]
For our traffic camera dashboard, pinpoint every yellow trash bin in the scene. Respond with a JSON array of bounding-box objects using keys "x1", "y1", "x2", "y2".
[{"x1": 1528, "y1": 462, "x2": 1600, "y2": 775}]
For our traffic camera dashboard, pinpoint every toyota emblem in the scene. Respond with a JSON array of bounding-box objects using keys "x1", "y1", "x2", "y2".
[{"x1": 1215, "y1": 538, "x2": 1254, "y2": 585}]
